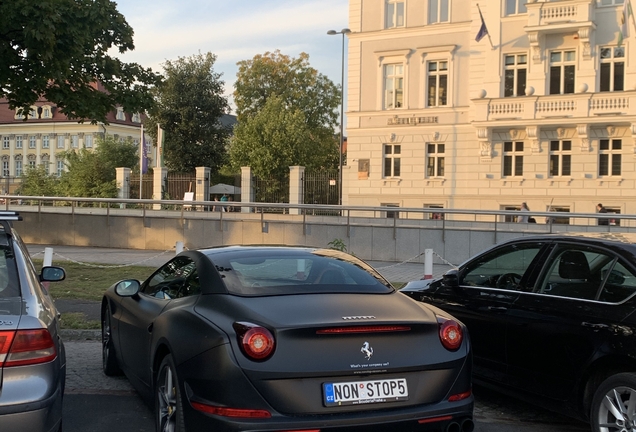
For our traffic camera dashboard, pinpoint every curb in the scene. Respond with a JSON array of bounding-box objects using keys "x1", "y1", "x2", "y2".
[{"x1": 61, "y1": 329, "x2": 101, "y2": 341}]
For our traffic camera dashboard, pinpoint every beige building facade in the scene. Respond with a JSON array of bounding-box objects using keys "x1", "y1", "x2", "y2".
[{"x1": 345, "y1": 0, "x2": 636, "y2": 221}]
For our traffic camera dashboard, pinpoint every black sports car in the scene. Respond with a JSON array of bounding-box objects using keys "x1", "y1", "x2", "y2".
[
  {"x1": 101, "y1": 246, "x2": 473, "y2": 432},
  {"x1": 401, "y1": 233, "x2": 636, "y2": 432}
]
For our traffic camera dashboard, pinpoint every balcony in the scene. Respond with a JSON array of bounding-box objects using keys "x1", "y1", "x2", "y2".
[
  {"x1": 473, "y1": 92, "x2": 636, "y2": 124},
  {"x1": 525, "y1": 0, "x2": 594, "y2": 33}
]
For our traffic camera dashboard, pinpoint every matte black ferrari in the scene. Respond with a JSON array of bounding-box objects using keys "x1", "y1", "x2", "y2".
[
  {"x1": 402, "y1": 233, "x2": 636, "y2": 432},
  {"x1": 101, "y1": 246, "x2": 473, "y2": 432}
]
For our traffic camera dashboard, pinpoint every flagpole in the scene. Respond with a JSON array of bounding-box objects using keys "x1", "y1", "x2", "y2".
[
  {"x1": 629, "y1": 0, "x2": 636, "y2": 36},
  {"x1": 476, "y1": 4, "x2": 495, "y2": 50},
  {"x1": 139, "y1": 124, "x2": 144, "y2": 200}
]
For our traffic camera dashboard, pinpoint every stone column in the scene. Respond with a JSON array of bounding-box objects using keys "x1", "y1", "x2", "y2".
[
  {"x1": 288, "y1": 166, "x2": 305, "y2": 215},
  {"x1": 153, "y1": 167, "x2": 168, "y2": 210},
  {"x1": 195, "y1": 167, "x2": 210, "y2": 210},
  {"x1": 241, "y1": 167, "x2": 253, "y2": 213}
]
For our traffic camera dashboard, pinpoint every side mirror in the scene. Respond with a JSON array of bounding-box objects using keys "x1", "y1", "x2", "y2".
[
  {"x1": 442, "y1": 269, "x2": 460, "y2": 288},
  {"x1": 40, "y1": 266, "x2": 66, "y2": 282},
  {"x1": 114, "y1": 280, "x2": 141, "y2": 297}
]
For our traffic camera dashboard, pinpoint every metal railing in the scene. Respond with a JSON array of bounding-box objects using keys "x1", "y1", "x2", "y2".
[{"x1": 2, "y1": 195, "x2": 633, "y2": 238}]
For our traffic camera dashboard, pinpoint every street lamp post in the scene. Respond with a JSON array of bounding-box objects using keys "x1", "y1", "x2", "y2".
[{"x1": 327, "y1": 28, "x2": 351, "y2": 206}]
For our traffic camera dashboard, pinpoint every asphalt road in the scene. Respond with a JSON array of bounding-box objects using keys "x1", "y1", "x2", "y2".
[{"x1": 63, "y1": 339, "x2": 589, "y2": 432}]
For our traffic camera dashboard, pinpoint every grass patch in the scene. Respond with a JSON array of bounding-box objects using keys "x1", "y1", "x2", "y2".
[
  {"x1": 59, "y1": 312, "x2": 101, "y2": 330},
  {"x1": 33, "y1": 259, "x2": 154, "y2": 302}
]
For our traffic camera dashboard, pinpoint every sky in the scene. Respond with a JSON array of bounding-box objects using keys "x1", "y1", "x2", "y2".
[{"x1": 113, "y1": 0, "x2": 351, "y2": 113}]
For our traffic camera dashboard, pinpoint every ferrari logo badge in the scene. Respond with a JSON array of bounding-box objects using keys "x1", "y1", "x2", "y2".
[{"x1": 361, "y1": 341, "x2": 374, "y2": 360}]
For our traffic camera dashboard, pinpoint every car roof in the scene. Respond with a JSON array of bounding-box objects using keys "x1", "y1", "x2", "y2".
[{"x1": 501, "y1": 232, "x2": 636, "y2": 247}]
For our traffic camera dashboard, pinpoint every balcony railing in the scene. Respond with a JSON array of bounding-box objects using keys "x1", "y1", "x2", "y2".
[
  {"x1": 474, "y1": 92, "x2": 636, "y2": 122},
  {"x1": 525, "y1": 0, "x2": 594, "y2": 33}
]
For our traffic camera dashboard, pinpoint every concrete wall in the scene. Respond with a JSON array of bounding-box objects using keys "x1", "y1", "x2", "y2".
[{"x1": 12, "y1": 209, "x2": 601, "y2": 266}]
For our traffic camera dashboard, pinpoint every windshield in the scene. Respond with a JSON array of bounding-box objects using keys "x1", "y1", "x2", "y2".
[{"x1": 211, "y1": 250, "x2": 393, "y2": 296}]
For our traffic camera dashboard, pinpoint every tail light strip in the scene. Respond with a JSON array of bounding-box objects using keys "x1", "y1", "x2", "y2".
[{"x1": 316, "y1": 325, "x2": 411, "y2": 334}]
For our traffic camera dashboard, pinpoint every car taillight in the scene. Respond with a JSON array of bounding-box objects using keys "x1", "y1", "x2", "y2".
[
  {"x1": 233, "y1": 322, "x2": 275, "y2": 361},
  {"x1": 0, "y1": 329, "x2": 57, "y2": 367},
  {"x1": 438, "y1": 318, "x2": 463, "y2": 351}
]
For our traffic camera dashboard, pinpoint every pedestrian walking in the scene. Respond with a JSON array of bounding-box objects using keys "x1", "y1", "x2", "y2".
[
  {"x1": 597, "y1": 203, "x2": 609, "y2": 226},
  {"x1": 517, "y1": 202, "x2": 530, "y2": 223}
]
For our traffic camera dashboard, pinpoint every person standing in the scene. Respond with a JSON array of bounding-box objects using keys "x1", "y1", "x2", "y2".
[
  {"x1": 220, "y1": 194, "x2": 228, "y2": 212},
  {"x1": 517, "y1": 202, "x2": 530, "y2": 223},
  {"x1": 597, "y1": 203, "x2": 609, "y2": 226}
]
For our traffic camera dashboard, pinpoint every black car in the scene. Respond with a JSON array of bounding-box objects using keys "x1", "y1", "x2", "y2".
[
  {"x1": 401, "y1": 233, "x2": 636, "y2": 431},
  {"x1": 101, "y1": 245, "x2": 473, "y2": 432}
]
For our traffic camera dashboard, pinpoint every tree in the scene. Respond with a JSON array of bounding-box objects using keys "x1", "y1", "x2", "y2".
[
  {"x1": 56, "y1": 135, "x2": 138, "y2": 198},
  {"x1": 144, "y1": 52, "x2": 230, "y2": 173},
  {"x1": 18, "y1": 165, "x2": 59, "y2": 197},
  {"x1": 230, "y1": 51, "x2": 340, "y2": 175},
  {"x1": 228, "y1": 96, "x2": 336, "y2": 178},
  {"x1": 0, "y1": 0, "x2": 160, "y2": 123}
]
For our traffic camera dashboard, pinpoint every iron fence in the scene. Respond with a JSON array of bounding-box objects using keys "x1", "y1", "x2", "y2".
[
  {"x1": 303, "y1": 169, "x2": 339, "y2": 215},
  {"x1": 253, "y1": 175, "x2": 289, "y2": 213},
  {"x1": 129, "y1": 174, "x2": 154, "y2": 200}
]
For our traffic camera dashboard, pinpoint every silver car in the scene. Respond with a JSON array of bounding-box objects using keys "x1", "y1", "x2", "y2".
[{"x1": 0, "y1": 212, "x2": 66, "y2": 432}]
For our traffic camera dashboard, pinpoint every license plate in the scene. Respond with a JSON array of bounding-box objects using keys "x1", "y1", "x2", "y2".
[{"x1": 323, "y1": 378, "x2": 409, "y2": 406}]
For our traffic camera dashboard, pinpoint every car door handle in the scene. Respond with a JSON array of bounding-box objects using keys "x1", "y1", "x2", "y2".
[
  {"x1": 147, "y1": 322, "x2": 154, "y2": 333},
  {"x1": 488, "y1": 306, "x2": 508, "y2": 312},
  {"x1": 582, "y1": 322, "x2": 609, "y2": 330}
]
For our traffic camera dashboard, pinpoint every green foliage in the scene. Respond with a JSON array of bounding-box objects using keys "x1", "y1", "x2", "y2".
[
  {"x1": 229, "y1": 51, "x2": 340, "y2": 176},
  {"x1": 18, "y1": 165, "x2": 59, "y2": 196},
  {"x1": 229, "y1": 96, "x2": 337, "y2": 178},
  {"x1": 56, "y1": 135, "x2": 138, "y2": 198},
  {"x1": 144, "y1": 52, "x2": 230, "y2": 173},
  {"x1": 0, "y1": 0, "x2": 160, "y2": 123},
  {"x1": 327, "y1": 238, "x2": 347, "y2": 252}
]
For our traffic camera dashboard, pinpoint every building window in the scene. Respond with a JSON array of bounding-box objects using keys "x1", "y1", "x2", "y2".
[
  {"x1": 600, "y1": 0, "x2": 626, "y2": 5},
  {"x1": 503, "y1": 141, "x2": 523, "y2": 177},
  {"x1": 428, "y1": 0, "x2": 449, "y2": 23},
  {"x1": 426, "y1": 143, "x2": 445, "y2": 177},
  {"x1": 550, "y1": 50, "x2": 576, "y2": 94},
  {"x1": 385, "y1": 0, "x2": 405, "y2": 28},
  {"x1": 57, "y1": 161, "x2": 64, "y2": 177},
  {"x1": 71, "y1": 135, "x2": 79, "y2": 148},
  {"x1": 383, "y1": 64, "x2": 404, "y2": 109},
  {"x1": 131, "y1": 113, "x2": 141, "y2": 123},
  {"x1": 426, "y1": 204, "x2": 445, "y2": 220},
  {"x1": 2, "y1": 137, "x2": 9, "y2": 149},
  {"x1": 116, "y1": 107, "x2": 126, "y2": 121},
  {"x1": 546, "y1": 206, "x2": 570, "y2": 225},
  {"x1": 384, "y1": 144, "x2": 401, "y2": 177},
  {"x1": 15, "y1": 161, "x2": 22, "y2": 177},
  {"x1": 14, "y1": 111, "x2": 24, "y2": 120},
  {"x1": 57, "y1": 136, "x2": 65, "y2": 149},
  {"x1": 505, "y1": 0, "x2": 527, "y2": 15},
  {"x1": 29, "y1": 136, "x2": 36, "y2": 149},
  {"x1": 427, "y1": 60, "x2": 448, "y2": 106},
  {"x1": 15, "y1": 136, "x2": 23, "y2": 149},
  {"x1": 28, "y1": 160, "x2": 36, "y2": 170},
  {"x1": 600, "y1": 47, "x2": 625, "y2": 92},
  {"x1": 85, "y1": 134, "x2": 93, "y2": 148},
  {"x1": 41, "y1": 107, "x2": 51, "y2": 119},
  {"x1": 382, "y1": 203, "x2": 400, "y2": 219},
  {"x1": 599, "y1": 139, "x2": 622, "y2": 176},
  {"x1": 504, "y1": 54, "x2": 527, "y2": 97},
  {"x1": 43, "y1": 162, "x2": 50, "y2": 175},
  {"x1": 42, "y1": 135, "x2": 50, "y2": 149},
  {"x1": 549, "y1": 140, "x2": 572, "y2": 177},
  {"x1": 2, "y1": 161, "x2": 8, "y2": 177},
  {"x1": 501, "y1": 205, "x2": 521, "y2": 223}
]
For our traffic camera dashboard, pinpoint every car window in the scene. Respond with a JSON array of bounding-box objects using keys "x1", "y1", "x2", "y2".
[
  {"x1": 462, "y1": 243, "x2": 543, "y2": 291},
  {"x1": 0, "y1": 246, "x2": 19, "y2": 298},
  {"x1": 539, "y1": 248, "x2": 612, "y2": 300},
  {"x1": 213, "y1": 251, "x2": 392, "y2": 296},
  {"x1": 598, "y1": 261, "x2": 636, "y2": 303},
  {"x1": 142, "y1": 256, "x2": 198, "y2": 299}
]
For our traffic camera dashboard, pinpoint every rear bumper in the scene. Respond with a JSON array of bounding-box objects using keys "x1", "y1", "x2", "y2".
[
  {"x1": 0, "y1": 383, "x2": 63, "y2": 432},
  {"x1": 183, "y1": 395, "x2": 473, "y2": 431}
]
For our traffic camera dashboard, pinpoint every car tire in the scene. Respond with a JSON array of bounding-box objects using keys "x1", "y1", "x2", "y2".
[
  {"x1": 591, "y1": 372, "x2": 636, "y2": 432},
  {"x1": 102, "y1": 306, "x2": 122, "y2": 376},
  {"x1": 156, "y1": 355, "x2": 186, "y2": 432}
]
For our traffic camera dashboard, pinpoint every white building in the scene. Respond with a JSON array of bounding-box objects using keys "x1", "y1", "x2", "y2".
[{"x1": 345, "y1": 0, "x2": 636, "y2": 222}]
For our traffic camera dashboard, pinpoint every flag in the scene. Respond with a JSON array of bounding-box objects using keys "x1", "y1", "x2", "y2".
[
  {"x1": 618, "y1": 0, "x2": 632, "y2": 46},
  {"x1": 140, "y1": 125, "x2": 148, "y2": 174},
  {"x1": 157, "y1": 124, "x2": 164, "y2": 168},
  {"x1": 475, "y1": 6, "x2": 489, "y2": 42}
]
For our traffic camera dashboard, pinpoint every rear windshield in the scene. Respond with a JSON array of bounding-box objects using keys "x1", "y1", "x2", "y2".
[
  {"x1": 211, "y1": 250, "x2": 393, "y2": 296},
  {"x1": 0, "y1": 246, "x2": 19, "y2": 298}
]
